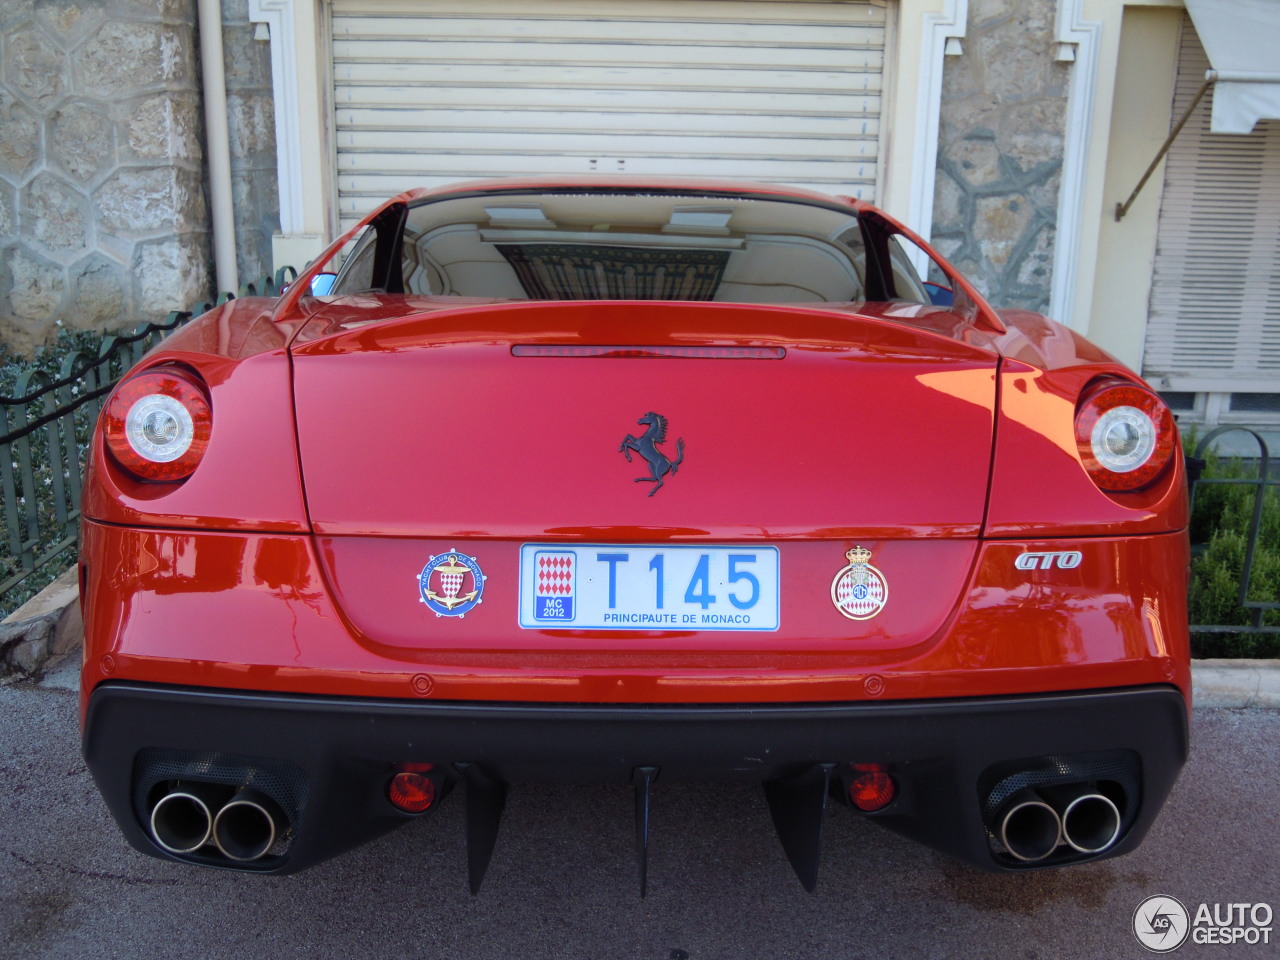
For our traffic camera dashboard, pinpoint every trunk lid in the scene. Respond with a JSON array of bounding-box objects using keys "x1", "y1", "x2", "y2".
[{"x1": 290, "y1": 300, "x2": 998, "y2": 539}]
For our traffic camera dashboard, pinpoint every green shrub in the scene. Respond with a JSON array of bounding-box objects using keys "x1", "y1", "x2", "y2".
[{"x1": 1186, "y1": 436, "x2": 1280, "y2": 658}]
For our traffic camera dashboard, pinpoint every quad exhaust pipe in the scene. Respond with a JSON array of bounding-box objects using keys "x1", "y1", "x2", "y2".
[
  {"x1": 212, "y1": 790, "x2": 285, "y2": 861},
  {"x1": 999, "y1": 795, "x2": 1061, "y2": 862},
  {"x1": 150, "y1": 785, "x2": 219, "y2": 854},
  {"x1": 1059, "y1": 791, "x2": 1121, "y2": 853},
  {"x1": 996, "y1": 785, "x2": 1122, "y2": 862},
  {"x1": 150, "y1": 784, "x2": 286, "y2": 862}
]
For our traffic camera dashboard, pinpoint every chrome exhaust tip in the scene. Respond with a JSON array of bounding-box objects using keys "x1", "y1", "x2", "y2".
[
  {"x1": 999, "y1": 797, "x2": 1062, "y2": 862},
  {"x1": 150, "y1": 788, "x2": 215, "y2": 854},
  {"x1": 1060, "y1": 792, "x2": 1122, "y2": 853},
  {"x1": 212, "y1": 790, "x2": 284, "y2": 862}
]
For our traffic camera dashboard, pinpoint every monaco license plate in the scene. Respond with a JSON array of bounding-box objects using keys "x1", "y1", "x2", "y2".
[{"x1": 519, "y1": 544, "x2": 780, "y2": 631}]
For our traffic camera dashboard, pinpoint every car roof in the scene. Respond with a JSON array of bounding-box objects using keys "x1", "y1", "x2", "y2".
[{"x1": 391, "y1": 176, "x2": 865, "y2": 210}]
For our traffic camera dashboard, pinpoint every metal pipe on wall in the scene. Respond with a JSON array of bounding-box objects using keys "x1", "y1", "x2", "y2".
[{"x1": 197, "y1": 0, "x2": 238, "y2": 294}]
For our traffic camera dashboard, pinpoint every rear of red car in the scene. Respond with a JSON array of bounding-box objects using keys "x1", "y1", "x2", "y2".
[{"x1": 78, "y1": 181, "x2": 1189, "y2": 889}]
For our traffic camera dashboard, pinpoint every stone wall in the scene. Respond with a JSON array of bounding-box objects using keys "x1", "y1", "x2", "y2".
[
  {"x1": 0, "y1": 0, "x2": 210, "y2": 355},
  {"x1": 223, "y1": 0, "x2": 278, "y2": 284},
  {"x1": 931, "y1": 0, "x2": 1070, "y2": 314},
  {"x1": 0, "y1": 0, "x2": 279, "y2": 356}
]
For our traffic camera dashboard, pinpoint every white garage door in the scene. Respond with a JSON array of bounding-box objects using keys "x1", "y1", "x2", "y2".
[{"x1": 330, "y1": 0, "x2": 888, "y2": 229}]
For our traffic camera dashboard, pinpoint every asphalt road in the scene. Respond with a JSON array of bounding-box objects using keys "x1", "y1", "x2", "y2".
[{"x1": 1, "y1": 660, "x2": 1276, "y2": 960}]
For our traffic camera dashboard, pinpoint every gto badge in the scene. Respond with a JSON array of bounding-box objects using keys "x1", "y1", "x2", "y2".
[
  {"x1": 417, "y1": 550, "x2": 486, "y2": 618},
  {"x1": 619, "y1": 411, "x2": 685, "y2": 496},
  {"x1": 831, "y1": 545, "x2": 889, "y2": 620},
  {"x1": 1015, "y1": 551, "x2": 1083, "y2": 571}
]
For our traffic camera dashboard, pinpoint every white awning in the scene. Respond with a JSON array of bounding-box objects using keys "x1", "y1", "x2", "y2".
[{"x1": 1185, "y1": 0, "x2": 1280, "y2": 133}]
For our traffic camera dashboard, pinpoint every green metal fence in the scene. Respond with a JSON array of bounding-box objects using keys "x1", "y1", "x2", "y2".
[
  {"x1": 0, "y1": 268, "x2": 296, "y2": 618},
  {"x1": 1186, "y1": 427, "x2": 1280, "y2": 648}
]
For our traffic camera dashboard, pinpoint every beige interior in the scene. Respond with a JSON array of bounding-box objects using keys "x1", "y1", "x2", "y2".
[{"x1": 396, "y1": 193, "x2": 869, "y2": 303}]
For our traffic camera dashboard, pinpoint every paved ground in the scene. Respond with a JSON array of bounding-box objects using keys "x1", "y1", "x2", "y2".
[{"x1": 1, "y1": 660, "x2": 1276, "y2": 960}]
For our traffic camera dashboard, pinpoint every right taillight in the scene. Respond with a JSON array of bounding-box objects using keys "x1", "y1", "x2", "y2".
[
  {"x1": 103, "y1": 366, "x2": 212, "y2": 482},
  {"x1": 1074, "y1": 379, "x2": 1175, "y2": 492}
]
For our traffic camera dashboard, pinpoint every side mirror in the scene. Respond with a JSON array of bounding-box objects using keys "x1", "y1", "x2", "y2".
[
  {"x1": 309, "y1": 273, "x2": 338, "y2": 297},
  {"x1": 923, "y1": 282, "x2": 954, "y2": 307}
]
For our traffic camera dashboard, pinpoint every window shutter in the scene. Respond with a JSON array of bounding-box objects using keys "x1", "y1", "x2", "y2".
[{"x1": 1143, "y1": 16, "x2": 1280, "y2": 394}]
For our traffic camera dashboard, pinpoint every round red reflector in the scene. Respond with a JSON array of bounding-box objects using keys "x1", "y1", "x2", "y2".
[
  {"x1": 103, "y1": 367, "x2": 212, "y2": 482},
  {"x1": 388, "y1": 772, "x2": 436, "y2": 813},
  {"x1": 849, "y1": 771, "x2": 896, "y2": 812}
]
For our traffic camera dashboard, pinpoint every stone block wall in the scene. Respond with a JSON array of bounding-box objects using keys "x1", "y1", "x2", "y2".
[
  {"x1": 0, "y1": 0, "x2": 279, "y2": 355},
  {"x1": 931, "y1": 0, "x2": 1070, "y2": 314},
  {"x1": 0, "y1": 0, "x2": 211, "y2": 355}
]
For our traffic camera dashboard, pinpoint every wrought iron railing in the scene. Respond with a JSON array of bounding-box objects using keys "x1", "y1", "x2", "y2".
[
  {"x1": 1186, "y1": 427, "x2": 1279, "y2": 638},
  {"x1": 1, "y1": 268, "x2": 296, "y2": 616}
]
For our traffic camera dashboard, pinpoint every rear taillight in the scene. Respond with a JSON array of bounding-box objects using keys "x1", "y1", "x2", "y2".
[
  {"x1": 104, "y1": 367, "x2": 211, "y2": 482},
  {"x1": 1074, "y1": 379, "x2": 1175, "y2": 492}
]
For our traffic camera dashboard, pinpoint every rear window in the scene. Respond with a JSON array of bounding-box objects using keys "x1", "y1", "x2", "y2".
[{"x1": 336, "y1": 190, "x2": 868, "y2": 304}]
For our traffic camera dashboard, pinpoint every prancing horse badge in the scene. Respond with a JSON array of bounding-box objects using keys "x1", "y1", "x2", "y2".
[{"x1": 619, "y1": 411, "x2": 685, "y2": 496}]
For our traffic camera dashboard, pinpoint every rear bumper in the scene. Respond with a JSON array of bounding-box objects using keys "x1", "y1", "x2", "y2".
[
  {"x1": 84, "y1": 681, "x2": 1188, "y2": 877},
  {"x1": 78, "y1": 521, "x2": 1193, "y2": 707}
]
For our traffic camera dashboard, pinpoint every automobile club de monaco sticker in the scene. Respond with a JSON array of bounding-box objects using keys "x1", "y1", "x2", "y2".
[
  {"x1": 831, "y1": 545, "x2": 889, "y2": 620},
  {"x1": 417, "y1": 550, "x2": 486, "y2": 618}
]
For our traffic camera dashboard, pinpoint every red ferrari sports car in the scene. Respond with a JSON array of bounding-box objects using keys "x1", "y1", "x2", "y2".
[{"x1": 79, "y1": 178, "x2": 1189, "y2": 892}]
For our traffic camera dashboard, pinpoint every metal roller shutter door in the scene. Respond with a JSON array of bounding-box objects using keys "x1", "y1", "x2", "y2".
[
  {"x1": 1143, "y1": 16, "x2": 1280, "y2": 394},
  {"x1": 330, "y1": 0, "x2": 887, "y2": 230}
]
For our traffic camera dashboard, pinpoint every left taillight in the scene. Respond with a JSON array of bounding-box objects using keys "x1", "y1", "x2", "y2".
[
  {"x1": 103, "y1": 366, "x2": 212, "y2": 482},
  {"x1": 1074, "y1": 378, "x2": 1176, "y2": 492}
]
